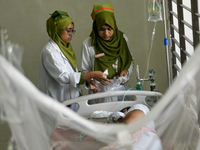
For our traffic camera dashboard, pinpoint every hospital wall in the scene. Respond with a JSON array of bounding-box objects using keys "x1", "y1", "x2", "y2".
[{"x1": 0, "y1": 0, "x2": 169, "y2": 149}]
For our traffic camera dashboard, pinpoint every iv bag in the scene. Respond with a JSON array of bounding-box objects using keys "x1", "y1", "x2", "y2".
[{"x1": 148, "y1": 0, "x2": 163, "y2": 22}]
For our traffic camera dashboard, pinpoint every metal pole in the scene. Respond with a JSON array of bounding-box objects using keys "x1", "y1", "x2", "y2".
[{"x1": 162, "y1": 0, "x2": 171, "y2": 87}]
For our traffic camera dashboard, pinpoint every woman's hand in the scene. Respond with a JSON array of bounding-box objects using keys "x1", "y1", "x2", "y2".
[
  {"x1": 92, "y1": 71, "x2": 112, "y2": 86},
  {"x1": 89, "y1": 80, "x2": 100, "y2": 93},
  {"x1": 120, "y1": 70, "x2": 129, "y2": 85},
  {"x1": 83, "y1": 71, "x2": 112, "y2": 86}
]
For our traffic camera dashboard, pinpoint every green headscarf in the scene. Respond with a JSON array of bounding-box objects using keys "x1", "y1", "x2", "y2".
[
  {"x1": 90, "y1": 3, "x2": 132, "y2": 79},
  {"x1": 46, "y1": 10, "x2": 77, "y2": 71}
]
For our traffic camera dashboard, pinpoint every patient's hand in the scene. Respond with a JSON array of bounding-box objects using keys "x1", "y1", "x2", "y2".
[{"x1": 89, "y1": 80, "x2": 100, "y2": 93}]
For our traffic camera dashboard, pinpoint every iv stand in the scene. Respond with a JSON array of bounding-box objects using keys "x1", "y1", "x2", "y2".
[{"x1": 162, "y1": 0, "x2": 171, "y2": 87}]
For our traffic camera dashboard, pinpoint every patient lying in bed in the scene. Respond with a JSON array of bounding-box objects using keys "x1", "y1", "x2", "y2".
[{"x1": 50, "y1": 104, "x2": 163, "y2": 150}]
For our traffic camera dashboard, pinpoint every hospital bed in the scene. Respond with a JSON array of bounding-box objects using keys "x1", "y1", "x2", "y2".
[{"x1": 62, "y1": 90, "x2": 162, "y2": 119}]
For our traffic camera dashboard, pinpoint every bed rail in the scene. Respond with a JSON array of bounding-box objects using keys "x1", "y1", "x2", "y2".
[{"x1": 62, "y1": 90, "x2": 163, "y2": 118}]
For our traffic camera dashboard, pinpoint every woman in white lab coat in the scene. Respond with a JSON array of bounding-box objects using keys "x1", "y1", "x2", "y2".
[
  {"x1": 38, "y1": 10, "x2": 111, "y2": 110},
  {"x1": 81, "y1": 3, "x2": 134, "y2": 103}
]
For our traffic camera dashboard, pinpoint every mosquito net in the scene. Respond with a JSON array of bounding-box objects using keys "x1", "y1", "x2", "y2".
[{"x1": 0, "y1": 27, "x2": 200, "y2": 150}]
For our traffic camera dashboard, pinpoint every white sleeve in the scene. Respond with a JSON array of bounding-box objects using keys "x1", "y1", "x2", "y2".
[
  {"x1": 127, "y1": 104, "x2": 150, "y2": 115},
  {"x1": 81, "y1": 38, "x2": 95, "y2": 89}
]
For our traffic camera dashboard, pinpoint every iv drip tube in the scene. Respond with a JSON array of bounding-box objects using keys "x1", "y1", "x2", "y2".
[
  {"x1": 142, "y1": 22, "x2": 157, "y2": 87},
  {"x1": 162, "y1": 0, "x2": 171, "y2": 87}
]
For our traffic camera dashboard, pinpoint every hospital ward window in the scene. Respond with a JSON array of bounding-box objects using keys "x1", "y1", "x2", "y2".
[{"x1": 168, "y1": 0, "x2": 200, "y2": 79}]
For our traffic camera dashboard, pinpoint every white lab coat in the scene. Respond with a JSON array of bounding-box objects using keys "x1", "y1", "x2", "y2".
[
  {"x1": 38, "y1": 39, "x2": 81, "y2": 135},
  {"x1": 81, "y1": 34, "x2": 134, "y2": 103},
  {"x1": 38, "y1": 39, "x2": 82, "y2": 105}
]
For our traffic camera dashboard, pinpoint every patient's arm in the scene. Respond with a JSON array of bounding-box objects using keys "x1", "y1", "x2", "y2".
[{"x1": 121, "y1": 110, "x2": 145, "y2": 124}]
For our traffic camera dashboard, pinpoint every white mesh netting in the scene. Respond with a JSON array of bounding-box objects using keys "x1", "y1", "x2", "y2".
[{"x1": 1, "y1": 30, "x2": 200, "y2": 149}]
